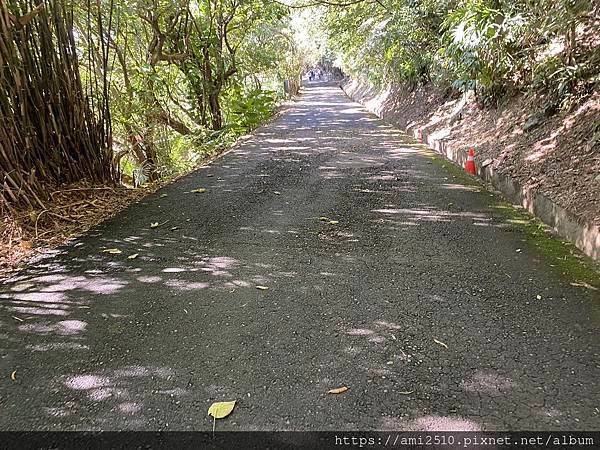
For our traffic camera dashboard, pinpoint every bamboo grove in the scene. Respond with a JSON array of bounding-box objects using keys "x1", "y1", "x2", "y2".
[{"x1": 0, "y1": 0, "x2": 113, "y2": 211}]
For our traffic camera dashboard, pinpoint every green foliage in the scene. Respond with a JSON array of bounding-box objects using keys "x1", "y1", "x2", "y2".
[
  {"x1": 318, "y1": 0, "x2": 598, "y2": 105},
  {"x1": 67, "y1": 0, "x2": 302, "y2": 185},
  {"x1": 226, "y1": 89, "x2": 278, "y2": 133}
]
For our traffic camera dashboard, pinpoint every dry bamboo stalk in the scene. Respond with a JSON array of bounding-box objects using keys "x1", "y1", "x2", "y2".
[{"x1": 1, "y1": 0, "x2": 115, "y2": 210}]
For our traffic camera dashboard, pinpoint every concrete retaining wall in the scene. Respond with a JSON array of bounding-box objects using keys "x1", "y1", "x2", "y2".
[{"x1": 342, "y1": 79, "x2": 600, "y2": 261}]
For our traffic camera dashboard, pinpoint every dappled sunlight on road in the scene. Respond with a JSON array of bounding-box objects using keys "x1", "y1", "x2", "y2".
[
  {"x1": 1, "y1": 82, "x2": 599, "y2": 432},
  {"x1": 381, "y1": 415, "x2": 482, "y2": 431}
]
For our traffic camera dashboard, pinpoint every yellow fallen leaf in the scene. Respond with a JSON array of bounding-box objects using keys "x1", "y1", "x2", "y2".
[
  {"x1": 192, "y1": 188, "x2": 207, "y2": 193},
  {"x1": 10, "y1": 371, "x2": 16, "y2": 381},
  {"x1": 160, "y1": 194, "x2": 168, "y2": 198},
  {"x1": 150, "y1": 222, "x2": 159, "y2": 228},
  {"x1": 256, "y1": 285, "x2": 269, "y2": 290},
  {"x1": 102, "y1": 248, "x2": 122, "y2": 254},
  {"x1": 319, "y1": 216, "x2": 331, "y2": 222},
  {"x1": 329, "y1": 220, "x2": 339, "y2": 225},
  {"x1": 433, "y1": 338, "x2": 448, "y2": 349},
  {"x1": 328, "y1": 386, "x2": 348, "y2": 394},
  {"x1": 208, "y1": 401, "x2": 236, "y2": 419},
  {"x1": 128, "y1": 253, "x2": 139, "y2": 259}
]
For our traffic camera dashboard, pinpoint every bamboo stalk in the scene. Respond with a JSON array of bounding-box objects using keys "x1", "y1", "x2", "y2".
[{"x1": 1, "y1": 0, "x2": 115, "y2": 210}]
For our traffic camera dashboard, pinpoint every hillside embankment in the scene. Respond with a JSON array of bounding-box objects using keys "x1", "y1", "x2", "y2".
[{"x1": 343, "y1": 79, "x2": 600, "y2": 261}]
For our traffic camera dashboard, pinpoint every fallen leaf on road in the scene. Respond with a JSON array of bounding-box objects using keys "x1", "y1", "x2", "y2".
[
  {"x1": 102, "y1": 248, "x2": 122, "y2": 254},
  {"x1": 570, "y1": 281, "x2": 598, "y2": 291},
  {"x1": 398, "y1": 390, "x2": 414, "y2": 395},
  {"x1": 170, "y1": 227, "x2": 179, "y2": 231},
  {"x1": 328, "y1": 386, "x2": 348, "y2": 394},
  {"x1": 10, "y1": 371, "x2": 16, "y2": 381},
  {"x1": 160, "y1": 194, "x2": 168, "y2": 198},
  {"x1": 274, "y1": 191, "x2": 281, "y2": 195},
  {"x1": 128, "y1": 254, "x2": 139, "y2": 259},
  {"x1": 329, "y1": 220, "x2": 339, "y2": 225},
  {"x1": 150, "y1": 220, "x2": 169, "y2": 229},
  {"x1": 208, "y1": 401, "x2": 236, "y2": 419},
  {"x1": 12, "y1": 316, "x2": 24, "y2": 322},
  {"x1": 536, "y1": 295, "x2": 542, "y2": 300},
  {"x1": 192, "y1": 188, "x2": 207, "y2": 193},
  {"x1": 433, "y1": 338, "x2": 448, "y2": 349},
  {"x1": 319, "y1": 216, "x2": 331, "y2": 222},
  {"x1": 256, "y1": 286, "x2": 269, "y2": 290}
]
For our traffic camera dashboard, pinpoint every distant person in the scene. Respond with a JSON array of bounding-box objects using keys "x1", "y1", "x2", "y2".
[{"x1": 308, "y1": 70, "x2": 314, "y2": 81}]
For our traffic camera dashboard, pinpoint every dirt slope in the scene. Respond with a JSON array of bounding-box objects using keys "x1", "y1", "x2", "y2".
[{"x1": 345, "y1": 80, "x2": 600, "y2": 228}]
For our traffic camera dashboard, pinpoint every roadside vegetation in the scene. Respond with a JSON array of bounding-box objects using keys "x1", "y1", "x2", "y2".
[
  {"x1": 1, "y1": 0, "x2": 305, "y2": 268},
  {"x1": 321, "y1": 0, "x2": 598, "y2": 108}
]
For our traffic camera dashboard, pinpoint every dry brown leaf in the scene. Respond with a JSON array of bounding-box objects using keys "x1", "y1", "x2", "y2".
[
  {"x1": 10, "y1": 371, "x2": 17, "y2": 381},
  {"x1": 328, "y1": 386, "x2": 349, "y2": 394}
]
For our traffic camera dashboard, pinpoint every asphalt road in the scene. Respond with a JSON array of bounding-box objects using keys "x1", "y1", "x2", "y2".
[{"x1": 1, "y1": 83, "x2": 599, "y2": 432}]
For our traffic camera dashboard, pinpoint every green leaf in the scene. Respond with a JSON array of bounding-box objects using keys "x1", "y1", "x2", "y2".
[{"x1": 208, "y1": 401, "x2": 236, "y2": 419}]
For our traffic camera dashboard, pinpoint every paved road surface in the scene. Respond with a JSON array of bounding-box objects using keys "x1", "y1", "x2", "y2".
[{"x1": 1, "y1": 83, "x2": 599, "y2": 431}]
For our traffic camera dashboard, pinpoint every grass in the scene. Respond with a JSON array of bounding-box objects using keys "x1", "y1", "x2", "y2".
[{"x1": 420, "y1": 145, "x2": 600, "y2": 290}]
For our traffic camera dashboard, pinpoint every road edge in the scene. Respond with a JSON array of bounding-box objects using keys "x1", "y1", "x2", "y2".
[{"x1": 341, "y1": 81, "x2": 600, "y2": 262}]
